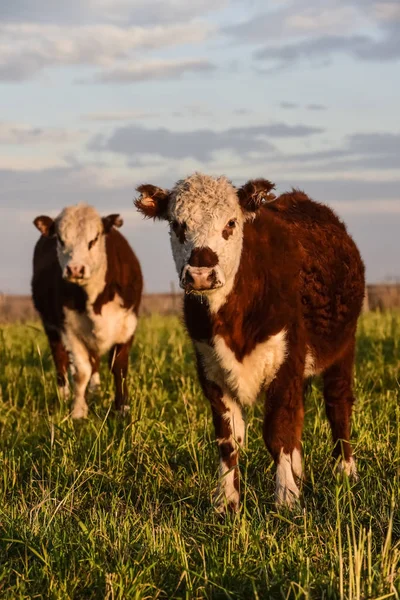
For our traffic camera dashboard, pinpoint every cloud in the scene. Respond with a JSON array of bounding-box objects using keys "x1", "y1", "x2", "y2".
[
  {"x1": 274, "y1": 131, "x2": 400, "y2": 172},
  {"x1": 89, "y1": 122, "x2": 323, "y2": 162},
  {"x1": 280, "y1": 102, "x2": 327, "y2": 111},
  {"x1": 0, "y1": 21, "x2": 214, "y2": 81},
  {"x1": 233, "y1": 108, "x2": 253, "y2": 115},
  {"x1": 224, "y1": 2, "x2": 367, "y2": 43},
  {"x1": 82, "y1": 111, "x2": 161, "y2": 122},
  {"x1": 280, "y1": 102, "x2": 299, "y2": 109},
  {"x1": 0, "y1": 0, "x2": 225, "y2": 26},
  {"x1": 372, "y1": 2, "x2": 400, "y2": 22},
  {"x1": 82, "y1": 106, "x2": 253, "y2": 123},
  {"x1": 346, "y1": 132, "x2": 400, "y2": 156},
  {"x1": 255, "y1": 28, "x2": 400, "y2": 67},
  {"x1": 86, "y1": 58, "x2": 216, "y2": 84},
  {"x1": 0, "y1": 122, "x2": 83, "y2": 145},
  {"x1": 225, "y1": 0, "x2": 399, "y2": 70},
  {"x1": 306, "y1": 103, "x2": 326, "y2": 111}
]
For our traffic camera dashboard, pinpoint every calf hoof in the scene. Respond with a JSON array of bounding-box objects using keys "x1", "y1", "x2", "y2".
[
  {"x1": 115, "y1": 404, "x2": 130, "y2": 417},
  {"x1": 275, "y1": 450, "x2": 301, "y2": 509},
  {"x1": 71, "y1": 404, "x2": 89, "y2": 420},
  {"x1": 275, "y1": 482, "x2": 301, "y2": 509},
  {"x1": 213, "y1": 489, "x2": 240, "y2": 516},
  {"x1": 336, "y1": 456, "x2": 359, "y2": 481},
  {"x1": 58, "y1": 384, "x2": 70, "y2": 400},
  {"x1": 88, "y1": 373, "x2": 101, "y2": 395}
]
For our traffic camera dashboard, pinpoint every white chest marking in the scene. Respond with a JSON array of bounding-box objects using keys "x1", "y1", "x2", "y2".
[
  {"x1": 63, "y1": 294, "x2": 137, "y2": 356},
  {"x1": 196, "y1": 329, "x2": 287, "y2": 406}
]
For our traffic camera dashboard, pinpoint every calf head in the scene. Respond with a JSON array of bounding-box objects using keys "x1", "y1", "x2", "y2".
[
  {"x1": 34, "y1": 204, "x2": 123, "y2": 285},
  {"x1": 135, "y1": 173, "x2": 275, "y2": 298}
]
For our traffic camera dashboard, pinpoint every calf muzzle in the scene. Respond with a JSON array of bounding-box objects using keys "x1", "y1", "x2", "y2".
[
  {"x1": 65, "y1": 264, "x2": 86, "y2": 281},
  {"x1": 181, "y1": 266, "x2": 222, "y2": 292}
]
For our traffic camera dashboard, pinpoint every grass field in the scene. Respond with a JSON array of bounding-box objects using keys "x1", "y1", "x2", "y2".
[{"x1": 0, "y1": 312, "x2": 399, "y2": 599}]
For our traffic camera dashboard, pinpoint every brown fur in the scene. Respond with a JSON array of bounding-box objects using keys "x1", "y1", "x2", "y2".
[{"x1": 92, "y1": 229, "x2": 142, "y2": 315}]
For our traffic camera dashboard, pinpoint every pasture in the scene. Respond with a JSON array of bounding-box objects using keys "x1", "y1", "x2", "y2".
[{"x1": 0, "y1": 312, "x2": 399, "y2": 599}]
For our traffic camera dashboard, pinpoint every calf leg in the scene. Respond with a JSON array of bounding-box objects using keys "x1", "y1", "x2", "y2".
[
  {"x1": 263, "y1": 352, "x2": 305, "y2": 508},
  {"x1": 45, "y1": 326, "x2": 70, "y2": 398},
  {"x1": 67, "y1": 335, "x2": 92, "y2": 419},
  {"x1": 196, "y1": 354, "x2": 244, "y2": 513},
  {"x1": 323, "y1": 339, "x2": 358, "y2": 478},
  {"x1": 213, "y1": 391, "x2": 244, "y2": 514},
  {"x1": 88, "y1": 352, "x2": 101, "y2": 393},
  {"x1": 109, "y1": 337, "x2": 133, "y2": 412}
]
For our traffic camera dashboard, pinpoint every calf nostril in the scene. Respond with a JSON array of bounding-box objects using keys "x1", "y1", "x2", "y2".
[
  {"x1": 66, "y1": 265, "x2": 72, "y2": 277},
  {"x1": 208, "y1": 270, "x2": 217, "y2": 285},
  {"x1": 79, "y1": 266, "x2": 85, "y2": 276},
  {"x1": 185, "y1": 270, "x2": 194, "y2": 284}
]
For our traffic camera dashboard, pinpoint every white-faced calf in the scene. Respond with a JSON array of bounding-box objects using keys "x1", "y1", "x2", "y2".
[
  {"x1": 135, "y1": 173, "x2": 365, "y2": 511},
  {"x1": 32, "y1": 204, "x2": 142, "y2": 418}
]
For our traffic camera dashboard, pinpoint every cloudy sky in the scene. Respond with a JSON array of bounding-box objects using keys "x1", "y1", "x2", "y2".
[{"x1": 1, "y1": 0, "x2": 399, "y2": 293}]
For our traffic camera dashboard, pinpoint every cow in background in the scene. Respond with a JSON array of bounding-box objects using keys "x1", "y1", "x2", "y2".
[
  {"x1": 32, "y1": 204, "x2": 142, "y2": 418},
  {"x1": 135, "y1": 173, "x2": 365, "y2": 511}
]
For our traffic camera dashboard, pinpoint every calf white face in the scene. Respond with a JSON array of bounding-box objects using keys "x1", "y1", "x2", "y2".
[
  {"x1": 169, "y1": 175, "x2": 245, "y2": 293},
  {"x1": 135, "y1": 173, "x2": 276, "y2": 299},
  {"x1": 56, "y1": 205, "x2": 106, "y2": 282},
  {"x1": 34, "y1": 204, "x2": 123, "y2": 285}
]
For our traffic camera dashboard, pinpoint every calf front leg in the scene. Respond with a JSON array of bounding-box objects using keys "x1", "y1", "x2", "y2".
[
  {"x1": 196, "y1": 352, "x2": 244, "y2": 513},
  {"x1": 213, "y1": 392, "x2": 244, "y2": 514},
  {"x1": 67, "y1": 335, "x2": 92, "y2": 419},
  {"x1": 88, "y1": 351, "x2": 101, "y2": 393},
  {"x1": 263, "y1": 349, "x2": 305, "y2": 508},
  {"x1": 45, "y1": 326, "x2": 70, "y2": 398},
  {"x1": 109, "y1": 337, "x2": 133, "y2": 413}
]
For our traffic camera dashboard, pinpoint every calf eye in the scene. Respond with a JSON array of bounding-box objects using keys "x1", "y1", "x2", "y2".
[
  {"x1": 88, "y1": 234, "x2": 99, "y2": 250},
  {"x1": 222, "y1": 219, "x2": 236, "y2": 240},
  {"x1": 172, "y1": 220, "x2": 186, "y2": 244}
]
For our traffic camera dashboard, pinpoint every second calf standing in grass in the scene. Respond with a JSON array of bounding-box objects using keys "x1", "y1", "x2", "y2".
[
  {"x1": 135, "y1": 173, "x2": 365, "y2": 512},
  {"x1": 32, "y1": 204, "x2": 142, "y2": 418}
]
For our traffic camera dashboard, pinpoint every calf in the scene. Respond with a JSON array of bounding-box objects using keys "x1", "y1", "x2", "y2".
[
  {"x1": 135, "y1": 173, "x2": 365, "y2": 511},
  {"x1": 32, "y1": 203, "x2": 142, "y2": 418}
]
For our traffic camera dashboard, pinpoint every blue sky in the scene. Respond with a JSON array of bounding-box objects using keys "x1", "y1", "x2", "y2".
[{"x1": 1, "y1": 0, "x2": 399, "y2": 293}]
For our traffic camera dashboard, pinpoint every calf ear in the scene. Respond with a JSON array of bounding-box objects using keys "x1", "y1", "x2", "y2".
[
  {"x1": 135, "y1": 184, "x2": 170, "y2": 220},
  {"x1": 102, "y1": 214, "x2": 123, "y2": 233},
  {"x1": 237, "y1": 179, "x2": 276, "y2": 214},
  {"x1": 33, "y1": 215, "x2": 55, "y2": 237}
]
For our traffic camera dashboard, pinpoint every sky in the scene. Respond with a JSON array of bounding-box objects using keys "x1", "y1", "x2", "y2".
[{"x1": 0, "y1": 0, "x2": 399, "y2": 294}]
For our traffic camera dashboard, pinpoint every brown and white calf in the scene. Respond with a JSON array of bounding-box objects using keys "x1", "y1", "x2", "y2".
[
  {"x1": 135, "y1": 173, "x2": 365, "y2": 511},
  {"x1": 32, "y1": 204, "x2": 142, "y2": 418}
]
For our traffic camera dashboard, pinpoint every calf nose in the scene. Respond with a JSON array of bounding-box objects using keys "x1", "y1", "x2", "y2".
[
  {"x1": 66, "y1": 264, "x2": 85, "y2": 279},
  {"x1": 183, "y1": 266, "x2": 217, "y2": 291}
]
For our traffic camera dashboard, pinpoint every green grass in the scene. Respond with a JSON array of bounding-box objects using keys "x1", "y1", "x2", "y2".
[{"x1": 0, "y1": 312, "x2": 399, "y2": 599}]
